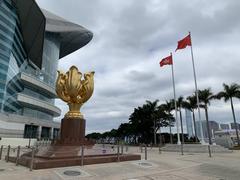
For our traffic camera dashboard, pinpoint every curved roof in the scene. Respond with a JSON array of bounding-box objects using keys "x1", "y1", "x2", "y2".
[
  {"x1": 13, "y1": 0, "x2": 93, "y2": 68},
  {"x1": 42, "y1": 9, "x2": 93, "y2": 59}
]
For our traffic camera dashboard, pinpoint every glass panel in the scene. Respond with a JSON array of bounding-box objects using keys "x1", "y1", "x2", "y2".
[
  {"x1": 0, "y1": 0, "x2": 56, "y2": 122},
  {"x1": 22, "y1": 88, "x2": 54, "y2": 103},
  {"x1": 23, "y1": 124, "x2": 38, "y2": 138},
  {"x1": 41, "y1": 32, "x2": 60, "y2": 87},
  {"x1": 41, "y1": 127, "x2": 51, "y2": 139},
  {"x1": 23, "y1": 107, "x2": 53, "y2": 121}
]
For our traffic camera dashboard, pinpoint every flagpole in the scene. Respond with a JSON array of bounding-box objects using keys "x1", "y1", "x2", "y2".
[
  {"x1": 171, "y1": 53, "x2": 181, "y2": 145},
  {"x1": 189, "y1": 31, "x2": 205, "y2": 144}
]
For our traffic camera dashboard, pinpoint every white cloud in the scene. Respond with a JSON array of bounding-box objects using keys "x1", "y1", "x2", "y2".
[{"x1": 37, "y1": 0, "x2": 240, "y2": 133}]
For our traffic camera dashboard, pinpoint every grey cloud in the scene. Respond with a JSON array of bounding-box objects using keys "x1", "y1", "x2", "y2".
[{"x1": 37, "y1": 0, "x2": 240, "y2": 133}]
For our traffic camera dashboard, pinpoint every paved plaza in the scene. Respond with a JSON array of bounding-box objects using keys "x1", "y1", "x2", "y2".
[{"x1": 0, "y1": 146, "x2": 239, "y2": 180}]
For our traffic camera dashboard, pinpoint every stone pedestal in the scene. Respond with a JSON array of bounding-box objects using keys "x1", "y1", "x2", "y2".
[
  {"x1": 8, "y1": 117, "x2": 141, "y2": 169},
  {"x1": 56, "y1": 117, "x2": 93, "y2": 146}
]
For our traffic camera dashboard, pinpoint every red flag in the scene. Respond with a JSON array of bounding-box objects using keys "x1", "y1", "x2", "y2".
[
  {"x1": 176, "y1": 34, "x2": 191, "y2": 51},
  {"x1": 160, "y1": 54, "x2": 172, "y2": 67}
]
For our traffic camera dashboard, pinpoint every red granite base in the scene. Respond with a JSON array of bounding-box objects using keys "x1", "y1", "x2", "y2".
[
  {"x1": 55, "y1": 117, "x2": 94, "y2": 146},
  {"x1": 7, "y1": 117, "x2": 141, "y2": 169},
  {"x1": 8, "y1": 151, "x2": 141, "y2": 169}
]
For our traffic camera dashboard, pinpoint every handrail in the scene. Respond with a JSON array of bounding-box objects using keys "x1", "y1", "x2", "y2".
[
  {"x1": 17, "y1": 93, "x2": 61, "y2": 116},
  {"x1": 21, "y1": 72, "x2": 54, "y2": 90}
]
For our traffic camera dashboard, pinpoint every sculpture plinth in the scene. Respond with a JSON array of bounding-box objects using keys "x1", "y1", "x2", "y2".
[
  {"x1": 7, "y1": 66, "x2": 141, "y2": 169},
  {"x1": 59, "y1": 117, "x2": 86, "y2": 145},
  {"x1": 56, "y1": 117, "x2": 93, "y2": 146}
]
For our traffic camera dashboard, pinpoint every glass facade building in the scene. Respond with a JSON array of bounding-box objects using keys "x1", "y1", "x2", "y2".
[
  {"x1": 0, "y1": 0, "x2": 93, "y2": 139},
  {"x1": 0, "y1": 0, "x2": 59, "y2": 121},
  {"x1": 0, "y1": 0, "x2": 25, "y2": 113}
]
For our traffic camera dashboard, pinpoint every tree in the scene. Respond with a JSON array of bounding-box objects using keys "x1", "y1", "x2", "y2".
[
  {"x1": 214, "y1": 83, "x2": 240, "y2": 146},
  {"x1": 129, "y1": 105, "x2": 153, "y2": 144},
  {"x1": 117, "y1": 123, "x2": 134, "y2": 143},
  {"x1": 161, "y1": 100, "x2": 175, "y2": 144},
  {"x1": 198, "y1": 88, "x2": 214, "y2": 145},
  {"x1": 86, "y1": 132, "x2": 102, "y2": 141},
  {"x1": 128, "y1": 100, "x2": 172, "y2": 145},
  {"x1": 177, "y1": 96, "x2": 185, "y2": 143},
  {"x1": 182, "y1": 95, "x2": 198, "y2": 142},
  {"x1": 101, "y1": 131, "x2": 111, "y2": 143},
  {"x1": 145, "y1": 100, "x2": 159, "y2": 145},
  {"x1": 155, "y1": 105, "x2": 172, "y2": 145}
]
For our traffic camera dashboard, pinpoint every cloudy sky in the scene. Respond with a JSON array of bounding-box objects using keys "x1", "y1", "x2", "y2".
[{"x1": 36, "y1": 0, "x2": 240, "y2": 134}]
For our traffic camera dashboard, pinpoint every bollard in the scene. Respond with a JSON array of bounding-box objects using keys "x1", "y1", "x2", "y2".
[
  {"x1": 208, "y1": 145, "x2": 212, "y2": 158},
  {"x1": 30, "y1": 147, "x2": 35, "y2": 171},
  {"x1": 16, "y1": 146, "x2": 20, "y2": 166},
  {"x1": 140, "y1": 144, "x2": 143, "y2": 153},
  {"x1": 144, "y1": 144, "x2": 147, "y2": 160},
  {"x1": 0, "y1": 145, "x2": 3, "y2": 160},
  {"x1": 181, "y1": 143, "x2": 184, "y2": 155},
  {"x1": 6, "y1": 145, "x2": 10, "y2": 162},
  {"x1": 121, "y1": 144, "x2": 123, "y2": 154},
  {"x1": 81, "y1": 146, "x2": 84, "y2": 166},
  {"x1": 125, "y1": 145, "x2": 128, "y2": 152},
  {"x1": 117, "y1": 144, "x2": 120, "y2": 162}
]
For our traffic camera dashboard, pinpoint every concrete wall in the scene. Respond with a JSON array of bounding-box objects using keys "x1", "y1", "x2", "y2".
[
  {"x1": 0, "y1": 119, "x2": 24, "y2": 138},
  {"x1": 0, "y1": 138, "x2": 37, "y2": 147},
  {"x1": 0, "y1": 112, "x2": 60, "y2": 139}
]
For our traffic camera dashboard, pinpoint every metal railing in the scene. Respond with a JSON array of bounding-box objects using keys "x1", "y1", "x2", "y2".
[{"x1": 0, "y1": 143, "x2": 219, "y2": 171}]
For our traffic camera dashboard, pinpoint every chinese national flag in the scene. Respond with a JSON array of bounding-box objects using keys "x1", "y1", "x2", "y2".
[
  {"x1": 176, "y1": 34, "x2": 191, "y2": 51},
  {"x1": 160, "y1": 54, "x2": 172, "y2": 67}
]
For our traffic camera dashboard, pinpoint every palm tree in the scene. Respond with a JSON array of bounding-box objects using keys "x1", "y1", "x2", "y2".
[
  {"x1": 182, "y1": 95, "x2": 198, "y2": 142},
  {"x1": 145, "y1": 100, "x2": 159, "y2": 145},
  {"x1": 155, "y1": 105, "x2": 171, "y2": 145},
  {"x1": 162, "y1": 100, "x2": 175, "y2": 144},
  {"x1": 214, "y1": 83, "x2": 240, "y2": 146},
  {"x1": 198, "y1": 88, "x2": 214, "y2": 145},
  {"x1": 177, "y1": 96, "x2": 185, "y2": 143},
  {"x1": 160, "y1": 101, "x2": 175, "y2": 144}
]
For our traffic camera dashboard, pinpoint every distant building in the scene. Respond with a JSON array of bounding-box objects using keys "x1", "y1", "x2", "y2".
[
  {"x1": 0, "y1": 0, "x2": 92, "y2": 140},
  {"x1": 220, "y1": 124, "x2": 230, "y2": 130},
  {"x1": 215, "y1": 129, "x2": 240, "y2": 148},
  {"x1": 196, "y1": 120, "x2": 219, "y2": 139},
  {"x1": 185, "y1": 109, "x2": 194, "y2": 138},
  {"x1": 230, "y1": 123, "x2": 240, "y2": 130}
]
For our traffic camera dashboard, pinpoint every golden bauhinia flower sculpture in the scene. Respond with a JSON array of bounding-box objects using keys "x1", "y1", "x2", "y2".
[{"x1": 56, "y1": 66, "x2": 94, "y2": 118}]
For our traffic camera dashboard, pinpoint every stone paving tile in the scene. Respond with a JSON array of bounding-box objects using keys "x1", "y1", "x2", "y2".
[{"x1": 0, "y1": 148, "x2": 239, "y2": 180}]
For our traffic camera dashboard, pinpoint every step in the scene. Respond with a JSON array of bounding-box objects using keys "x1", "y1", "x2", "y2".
[{"x1": 161, "y1": 144, "x2": 232, "y2": 153}]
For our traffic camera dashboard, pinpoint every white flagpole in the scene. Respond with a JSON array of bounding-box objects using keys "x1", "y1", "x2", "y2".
[
  {"x1": 189, "y1": 31, "x2": 205, "y2": 144},
  {"x1": 171, "y1": 53, "x2": 181, "y2": 145}
]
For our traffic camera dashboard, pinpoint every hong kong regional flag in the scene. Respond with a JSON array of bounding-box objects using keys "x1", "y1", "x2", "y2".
[
  {"x1": 160, "y1": 54, "x2": 172, "y2": 67},
  {"x1": 175, "y1": 34, "x2": 191, "y2": 51}
]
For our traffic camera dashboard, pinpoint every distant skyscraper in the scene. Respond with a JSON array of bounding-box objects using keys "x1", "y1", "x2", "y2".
[{"x1": 185, "y1": 109, "x2": 194, "y2": 138}]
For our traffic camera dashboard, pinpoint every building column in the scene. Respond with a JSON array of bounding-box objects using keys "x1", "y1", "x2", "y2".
[
  {"x1": 50, "y1": 127, "x2": 54, "y2": 140},
  {"x1": 38, "y1": 126, "x2": 42, "y2": 140}
]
